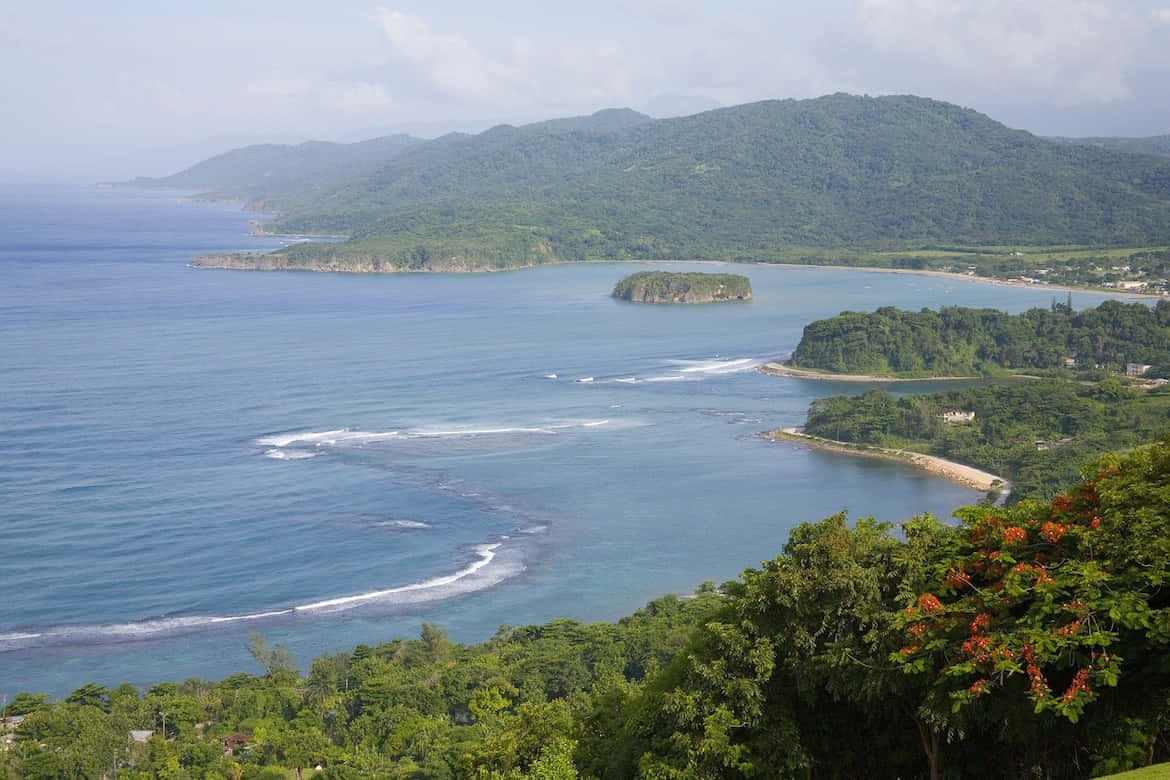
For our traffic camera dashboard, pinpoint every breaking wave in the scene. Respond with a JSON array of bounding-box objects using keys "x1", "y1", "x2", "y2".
[
  {"x1": 0, "y1": 543, "x2": 522, "y2": 651},
  {"x1": 263, "y1": 448, "x2": 319, "y2": 460},
  {"x1": 255, "y1": 418, "x2": 623, "y2": 459},
  {"x1": 563, "y1": 357, "x2": 765, "y2": 385},
  {"x1": 373, "y1": 519, "x2": 431, "y2": 530}
]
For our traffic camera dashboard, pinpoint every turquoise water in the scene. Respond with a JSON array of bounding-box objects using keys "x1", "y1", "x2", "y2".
[{"x1": 0, "y1": 181, "x2": 1122, "y2": 696}]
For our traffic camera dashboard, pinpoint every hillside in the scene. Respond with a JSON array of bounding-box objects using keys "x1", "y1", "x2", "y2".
[
  {"x1": 1051, "y1": 135, "x2": 1170, "y2": 158},
  {"x1": 789, "y1": 300, "x2": 1170, "y2": 377},
  {"x1": 180, "y1": 94, "x2": 1170, "y2": 272},
  {"x1": 121, "y1": 134, "x2": 423, "y2": 206},
  {"x1": 799, "y1": 380, "x2": 1170, "y2": 501}
]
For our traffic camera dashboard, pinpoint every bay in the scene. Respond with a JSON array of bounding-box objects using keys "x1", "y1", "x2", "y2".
[{"x1": 0, "y1": 180, "x2": 1123, "y2": 695}]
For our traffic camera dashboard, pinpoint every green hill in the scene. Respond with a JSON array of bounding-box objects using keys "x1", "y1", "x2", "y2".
[
  {"x1": 121, "y1": 134, "x2": 423, "y2": 207},
  {"x1": 173, "y1": 94, "x2": 1170, "y2": 271}
]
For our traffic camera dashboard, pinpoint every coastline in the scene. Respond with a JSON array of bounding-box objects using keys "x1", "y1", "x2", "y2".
[
  {"x1": 189, "y1": 251, "x2": 1168, "y2": 299},
  {"x1": 756, "y1": 362, "x2": 981, "y2": 383},
  {"x1": 744, "y1": 261, "x2": 1168, "y2": 301},
  {"x1": 765, "y1": 427, "x2": 1006, "y2": 492}
]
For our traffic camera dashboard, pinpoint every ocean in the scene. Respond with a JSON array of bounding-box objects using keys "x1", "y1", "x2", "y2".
[{"x1": 0, "y1": 179, "x2": 1122, "y2": 696}]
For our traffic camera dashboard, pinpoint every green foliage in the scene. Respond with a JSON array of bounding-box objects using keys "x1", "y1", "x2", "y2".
[
  {"x1": 895, "y1": 441, "x2": 1170, "y2": 775},
  {"x1": 14, "y1": 703, "x2": 131, "y2": 779},
  {"x1": 611, "y1": 271, "x2": 752, "y2": 303},
  {"x1": 802, "y1": 380, "x2": 1170, "y2": 501},
  {"x1": 791, "y1": 299, "x2": 1170, "y2": 377},
  {"x1": 1050, "y1": 135, "x2": 1170, "y2": 159},
  {"x1": 1, "y1": 692, "x2": 50, "y2": 716},
  {"x1": 247, "y1": 632, "x2": 297, "y2": 678}
]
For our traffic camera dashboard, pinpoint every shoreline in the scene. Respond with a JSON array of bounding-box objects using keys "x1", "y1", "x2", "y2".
[
  {"x1": 756, "y1": 362, "x2": 982, "y2": 383},
  {"x1": 743, "y1": 261, "x2": 1168, "y2": 300},
  {"x1": 188, "y1": 251, "x2": 1169, "y2": 299},
  {"x1": 764, "y1": 427, "x2": 1006, "y2": 492}
]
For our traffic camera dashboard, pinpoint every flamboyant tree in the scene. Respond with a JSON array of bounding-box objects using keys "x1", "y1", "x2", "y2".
[{"x1": 897, "y1": 437, "x2": 1170, "y2": 775}]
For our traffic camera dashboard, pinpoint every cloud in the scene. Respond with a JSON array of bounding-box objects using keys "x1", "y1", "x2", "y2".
[
  {"x1": 1154, "y1": 8, "x2": 1170, "y2": 23},
  {"x1": 321, "y1": 81, "x2": 394, "y2": 115},
  {"x1": 852, "y1": 0, "x2": 1140, "y2": 105},
  {"x1": 373, "y1": 9, "x2": 524, "y2": 105}
]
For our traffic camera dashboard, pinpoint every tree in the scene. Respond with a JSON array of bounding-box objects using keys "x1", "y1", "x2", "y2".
[
  {"x1": 896, "y1": 438, "x2": 1170, "y2": 774},
  {"x1": 14, "y1": 703, "x2": 129, "y2": 779},
  {"x1": 247, "y1": 631, "x2": 296, "y2": 677},
  {"x1": 64, "y1": 682, "x2": 109, "y2": 712}
]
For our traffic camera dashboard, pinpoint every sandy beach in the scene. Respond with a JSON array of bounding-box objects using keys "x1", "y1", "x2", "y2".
[
  {"x1": 757, "y1": 362, "x2": 978, "y2": 383},
  {"x1": 766, "y1": 427, "x2": 1006, "y2": 492}
]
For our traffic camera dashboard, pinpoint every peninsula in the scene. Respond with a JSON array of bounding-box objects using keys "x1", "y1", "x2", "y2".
[
  {"x1": 780, "y1": 300, "x2": 1170, "y2": 380},
  {"x1": 611, "y1": 271, "x2": 752, "y2": 303}
]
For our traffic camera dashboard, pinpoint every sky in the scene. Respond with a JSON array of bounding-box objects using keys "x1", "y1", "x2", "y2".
[{"x1": 3, "y1": 0, "x2": 1170, "y2": 177}]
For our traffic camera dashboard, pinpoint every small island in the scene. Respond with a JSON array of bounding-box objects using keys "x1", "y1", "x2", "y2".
[{"x1": 611, "y1": 271, "x2": 752, "y2": 303}]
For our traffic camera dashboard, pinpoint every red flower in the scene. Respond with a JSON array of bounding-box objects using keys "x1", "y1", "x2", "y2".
[
  {"x1": 1028, "y1": 664, "x2": 1050, "y2": 699},
  {"x1": 1002, "y1": 526, "x2": 1027, "y2": 545},
  {"x1": 969, "y1": 613, "x2": 993, "y2": 633},
  {"x1": 1040, "y1": 521, "x2": 1069, "y2": 543},
  {"x1": 1062, "y1": 668, "x2": 1093, "y2": 703},
  {"x1": 917, "y1": 593, "x2": 943, "y2": 613},
  {"x1": 944, "y1": 569, "x2": 968, "y2": 588}
]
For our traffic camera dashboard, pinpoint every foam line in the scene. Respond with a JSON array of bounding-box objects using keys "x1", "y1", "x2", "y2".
[
  {"x1": 295, "y1": 543, "x2": 501, "y2": 612},
  {"x1": 264, "y1": 449, "x2": 319, "y2": 460},
  {"x1": 375, "y1": 519, "x2": 430, "y2": 529},
  {"x1": 671, "y1": 357, "x2": 762, "y2": 374},
  {"x1": 1, "y1": 544, "x2": 516, "y2": 649},
  {"x1": 257, "y1": 420, "x2": 614, "y2": 450}
]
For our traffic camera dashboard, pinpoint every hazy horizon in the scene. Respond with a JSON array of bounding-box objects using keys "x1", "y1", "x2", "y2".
[{"x1": 4, "y1": 0, "x2": 1170, "y2": 178}]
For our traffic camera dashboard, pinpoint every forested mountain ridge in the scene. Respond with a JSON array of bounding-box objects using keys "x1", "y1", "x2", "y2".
[
  {"x1": 7, "y1": 439, "x2": 1170, "y2": 778},
  {"x1": 175, "y1": 93, "x2": 1170, "y2": 272},
  {"x1": 120, "y1": 134, "x2": 424, "y2": 206},
  {"x1": 1050, "y1": 135, "x2": 1170, "y2": 158},
  {"x1": 789, "y1": 299, "x2": 1170, "y2": 377}
]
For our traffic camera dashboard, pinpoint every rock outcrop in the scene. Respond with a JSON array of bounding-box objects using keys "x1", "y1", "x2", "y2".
[{"x1": 611, "y1": 271, "x2": 752, "y2": 303}]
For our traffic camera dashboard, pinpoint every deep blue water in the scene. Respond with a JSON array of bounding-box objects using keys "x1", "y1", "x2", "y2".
[{"x1": 0, "y1": 180, "x2": 1125, "y2": 696}]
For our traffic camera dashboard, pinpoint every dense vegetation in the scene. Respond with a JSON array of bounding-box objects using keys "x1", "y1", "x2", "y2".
[
  {"x1": 611, "y1": 271, "x2": 752, "y2": 303},
  {"x1": 802, "y1": 380, "x2": 1170, "y2": 501},
  {"x1": 6, "y1": 440, "x2": 1170, "y2": 778},
  {"x1": 1050, "y1": 135, "x2": 1170, "y2": 159},
  {"x1": 789, "y1": 299, "x2": 1170, "y2": 377},
  {"x1": 169, "y1": 94, "x2": 1170, "y2": 272}
]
